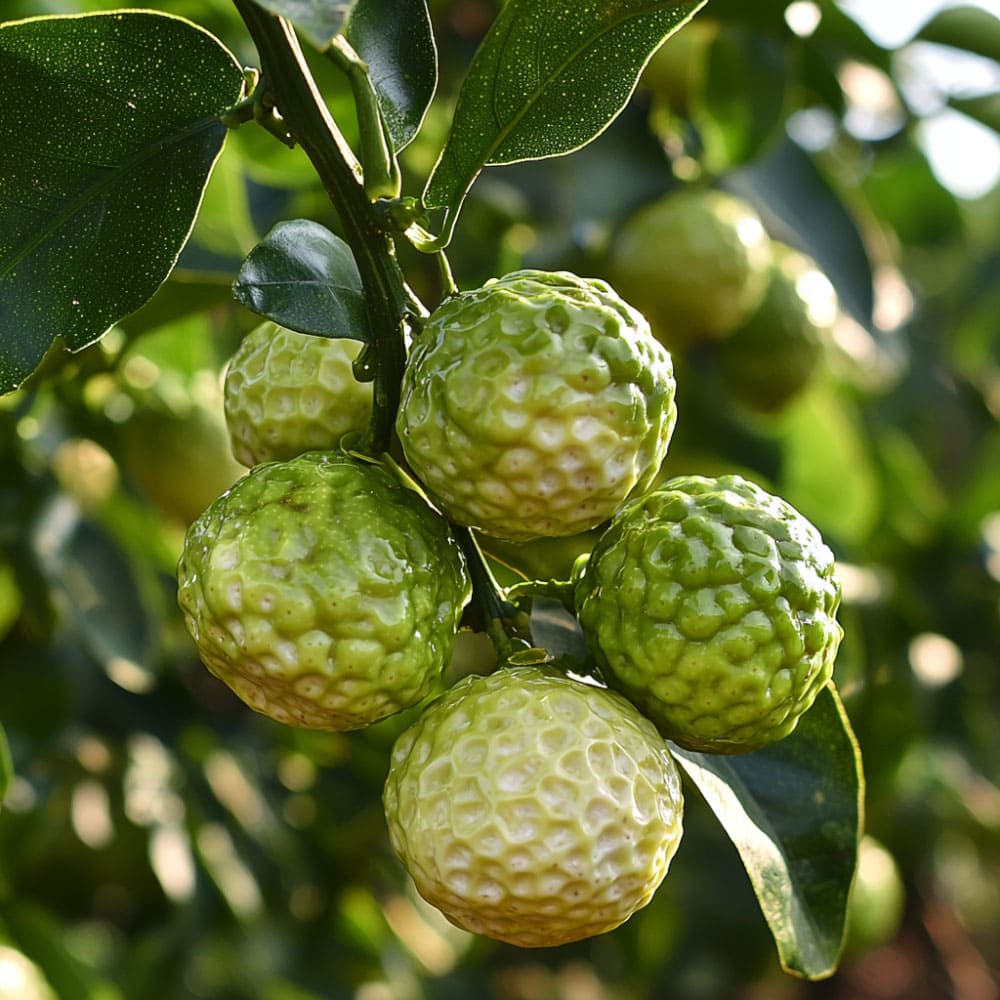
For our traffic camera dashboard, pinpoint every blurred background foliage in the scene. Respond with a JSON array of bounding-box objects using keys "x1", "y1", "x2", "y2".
[{"x1": 2, "y1": 0, "x2": 1000, "y2": 997}]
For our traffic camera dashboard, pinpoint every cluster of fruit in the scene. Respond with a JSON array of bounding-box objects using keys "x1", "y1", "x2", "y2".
[{"x1": 175, "y1": 236, "x2": 843, "y2": 947}]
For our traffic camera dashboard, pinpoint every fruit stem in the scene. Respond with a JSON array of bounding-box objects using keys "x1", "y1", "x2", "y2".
[
  {"x1": 454, "y1": 526, "x2": 532, "y2": 662},
  {"x1": 232, "y1": 1, "x2": 409, "y2": 453},
  {"x1": 325, "y1": 36, "x2": 401, "y2": 201}
]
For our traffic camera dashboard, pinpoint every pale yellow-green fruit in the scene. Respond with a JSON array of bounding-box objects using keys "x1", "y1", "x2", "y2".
[
  {"x1": 609, "y1": 188, "x2": 773, "y2": 348},
  {"x1": 177, "y1": 451, "x2": 471, "y2": 731},
  {"x1": 224, "y1": 321, "x2": 373, "y2": 467},
  {"x1": 396, "y1": 269, "x2": 677, "y2": 542},
  {"x1": 120, "y1": 370, "x2": 244, "y2": 525},
  {"x1": 383, "y1": 666, "x2": 684, "y2": 947},
  {"x1": 843, "y1": 836, "x2": 905, "y2": 956}
]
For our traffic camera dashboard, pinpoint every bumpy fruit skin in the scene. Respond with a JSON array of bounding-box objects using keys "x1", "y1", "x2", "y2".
[
  {"x1": 714, "y1": 244, "x2": 838, "y2": 413},
  {"x1": 609, "y1": 189, "x2": 772, "y2": 346},
  {"x1": 383, "y1": 666, "x2": 683, "y2": 947},
  {"x1": 224, "y1": 321, "x2": 373, "y2": 467},
  {"x1": 177, "y1": 452, "x2": 471, "y2": 730},
  {"x1": 396, "y1": 269, "x2": 677, "y2": 541},
  {"x1": 575, "y1": 474, "x2": 842, "y2": 753}
]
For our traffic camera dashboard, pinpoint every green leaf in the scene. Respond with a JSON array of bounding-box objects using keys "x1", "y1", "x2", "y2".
[
  {"x1": 917, "y1": 4, "x2": 1000, "y2": 63},
  {"x1": 775, "y1": 382, "x2": 881, "y2": 549},
  {"x1": 233, "y1": 220, "x2": 371, "y2": 340},
  {"x1": 0, "y1": 12, "x2": 245, "y2": 395},
  {"x1": 32, "y1": 500, "x2": 157, "y2": 693},
  {"x1": 423, "y1": 0, "x2": 709, "y2": 246},
  {"x1": 692, "y1": 24, "x2": 788, "y2": 173},
  {"x1": 346, "y1": 0, "x2": 437, "y2": 152},
  {"x1": 671, "y1": 684, "x2": 863, "y2": 980},
  {"x1": 0, "y1": 723, "x2": 11, "y2": 805},
  {"x1": 251, "y1": 0, "x2": 357, "y2": 50}
]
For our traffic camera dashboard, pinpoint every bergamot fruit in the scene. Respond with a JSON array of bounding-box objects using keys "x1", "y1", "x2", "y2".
[
  {"x1": 177, "y1": 451, "x2": 471, "y2": 730},
  {"x1": 608, "y1": 188, "x2": 772, "y2": 347},
  {"x1": 713, "y1": 244, "x2": 838, "y2": 413},
  {"x1": 224, "y1": 321, "x2": 373, "y2": 467},
  {"x1": 383, "y1": 665, "x2": 683, "y2": 947},
  {"x1": 120, "y1": 368, "x2": 245, "y2": 525},
  {"x1": 575, "y1": 474, "x2": 842, "y2": 753},
  {"x1": 395, "y1": 269, "x2": 677, "y2": 542}
]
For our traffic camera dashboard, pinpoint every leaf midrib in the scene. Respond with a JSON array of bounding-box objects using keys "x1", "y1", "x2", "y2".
[
  {"x1": 448, "y1": 0, "x2": 689, "y2": 187},
  {"x1": 0, "y1": 113, "x2": 223, "y2": 283}
]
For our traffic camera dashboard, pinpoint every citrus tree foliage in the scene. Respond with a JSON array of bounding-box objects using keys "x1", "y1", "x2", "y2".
[{"x1": 1, "y1": 1, "x2": 1000, "y2": 998}]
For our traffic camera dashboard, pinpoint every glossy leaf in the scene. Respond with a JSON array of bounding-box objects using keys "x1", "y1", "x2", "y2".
[
  {"x1": 672, "y1": 684, "x2": 863, "y2": 980},
  {"x1": 233, "y1": 219, "x2": 371, "y2": 340},
  {"x1": 251, "y1": 0, "x2": 356, "y2": 49},
  {"x1": 0, "y1": 12, "x2": 245, "y2": 394},
  {"x1": 423, "y1": 0, "x2": 708, "y2": 246},
  {"x1": 917, "y1": 4, "x2": 1000, "y2": 63},
  {"x1": 346, "y1": 0, "x2": 437, "y2": 151}
]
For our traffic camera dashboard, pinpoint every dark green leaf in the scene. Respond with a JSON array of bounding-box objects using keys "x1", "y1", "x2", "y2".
[
  {"x1": 917, "y1": 5, "x2": 1000, "y2": 63},
  {"x1": 346, "y1": 0, "x2": 437, "y2": 151},
  {"x1": 863, "y1": 145, "x2": 964, "y2": 247},
  {"x1": 233, "y1": 220, "x2": 371, "y2": 340},
  {"x1": 251, "y1": 0, "x2": 357, "y2": 49},
  {"x1": 671, "y1": 683, "x2": 863, "y2": 980},
  {"x1": 32, "y1": 499, "x2": 157, "y2": 692},
  {"x1": 0, "y1": 12, "x2": 245, "y2": 394},
  {"x1": 726, "y1": 138, "x2": 875, "y2": 328},
  {"x1": 0, "y1": 723, "x2": 11, "y2": 804},
  {"x1": 951, "y1": 91, "x2": 1000, "y2": 135},
  {"x1": 693, "y1": 25, "x2": 788, "y2": 173},
  {"x1": 423, "y1": 0, "x2": 709, "y2": 246}
]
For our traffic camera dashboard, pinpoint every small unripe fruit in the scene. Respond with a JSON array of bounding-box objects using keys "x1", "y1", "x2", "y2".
[
  {"x1": 714, "y1": 244, "x2": 838, "y2": 413},
  {"x1": 609, "y1": 188, "x2": 773, "y2": 347}
]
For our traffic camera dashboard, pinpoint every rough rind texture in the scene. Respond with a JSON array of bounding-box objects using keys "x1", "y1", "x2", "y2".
[
  {"x1": 396, "y1": 270, "x2": 677, "y2": 541},
  {"x1": 575, "y1": 475, "x2": 843, "y2": 753},
  {"x1": 383, "y1": 666, "x2": 684, "y2": 948},
  {"x1": 177, "y1": 452, "x2": 471, "y2": 730},
  {"x1": 610, "y1": 189, "x2": 772, "y2": 345},
  {"x1": 714, "y1": 244, "x2": 837, "y2": 413},
  {"x1": 224, "y1": 321, "x2": 373, "y2": 467}
]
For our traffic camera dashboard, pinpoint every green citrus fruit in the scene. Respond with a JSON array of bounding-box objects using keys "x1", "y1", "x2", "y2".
[
  {"x1": 713, "y1": 244, "x2": 838, "y2": 413},
  {"x1": 608, "y1": 188, "x2": 773, "y2": 347},
  {"x1": 224, "y1": 321, "x2": 373, "y2": 467},
  {"x1": 383, "y1": 665, "x2": 684, "y2": 947},
  {"x1": 843, "y1": 836, "x2": 905, "y2": 956},
  {"x1": 640, "y1": 17, "x2": 716, "y2": 113},
  {"x1": 574, "y1": 474, "x2": 842, "y2": 753},
  {"x1": 120, "y1": 369, "x2": 245, "y2": 525},
  {"x1": 177, "y1": 451, "x2": 471, "y2": 730},
  {"x1": 396, "y1": 269, "x2": 677, "y2": 542}
]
